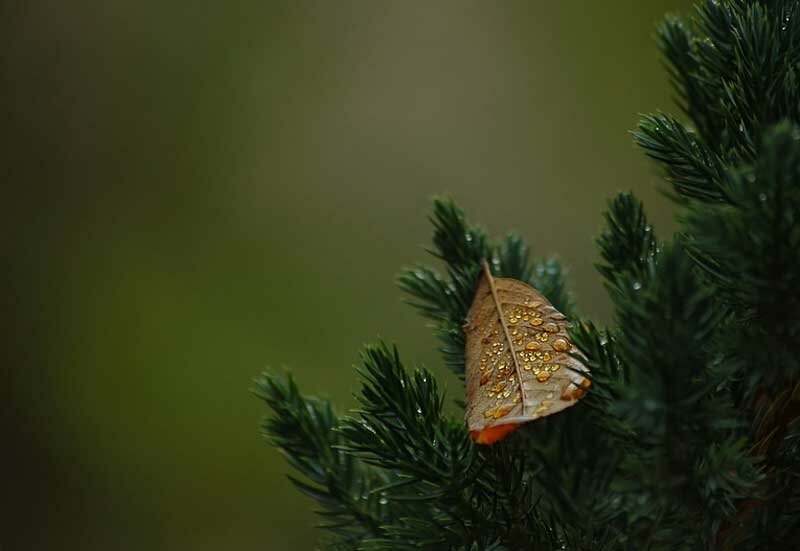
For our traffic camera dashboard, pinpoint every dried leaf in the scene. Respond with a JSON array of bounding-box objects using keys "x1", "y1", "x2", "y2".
[{"x1": 464, "y1": 260, "x2": 590, "y2": 444}]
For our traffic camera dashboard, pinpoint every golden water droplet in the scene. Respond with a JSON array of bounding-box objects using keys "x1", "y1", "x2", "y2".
[
  {"x1": 491, "y1": 382, "x2": 505, "y2": 393},
  {"x1": 552, "y1": 338, "x2": 570, "y2": 352},
  {"x1": 526, "y1": 342, "x2": 540, "y2": 350},
  {"x1": 484, "y1": 405, "x2": 513, "y2": 419},
  {"x1": 502, "y1": 389, "x2": 512, "y2": 398},
  {"x1": 543, "y1": 323, "x2": 559, "y2": 333},
  {"x1": 531, "y1": 318, "x2": 543, "y2": 326},
  {"x1": 523, "y1": 363, "x2": 533, "y2": 371},
  {"x1": 523, "y1": 315, "x2": 530, "y2": 321},
  {"x1": 537, "y1": 332, "x2": 550, "y2": 342},
  {"x1": 512, "y1": 391, "x2": 521, "y2": 403},
  {"x1": 508, "y1": 317, "x2": 518, "y2": 324},
  {"x1": 560, "y1": 380, "x2": 589, "y2": 401},
  {"x1": 549, "y1": 364, "x2": 561, "y2": 372},
  {"x1": 536, "y1": 371, "x2": 551, "y2": 383}
]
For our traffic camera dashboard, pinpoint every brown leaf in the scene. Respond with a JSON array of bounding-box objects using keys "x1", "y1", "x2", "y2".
[{"x1": 464, "y1": 260, "x2": 590, "y2": 444}]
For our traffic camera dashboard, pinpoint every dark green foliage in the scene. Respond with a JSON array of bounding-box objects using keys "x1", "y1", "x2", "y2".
[
  {"x1": 597, "y1": 192, "x2": 659, "y2": 287},
  {"x1": 254, "y1": 373, "x2": 392, "y2": 546},
  {"x1": 256, "y1": 1, "x2": 800, "y2": 548},
  {"x1": 636, "y1": 114, "x2": 727, "y2": 201}
]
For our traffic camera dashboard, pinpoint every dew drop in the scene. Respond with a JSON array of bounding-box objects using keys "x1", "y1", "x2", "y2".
[
  {"x1": 541, "y1": 323, "x2": 556, "y2": 333},
  {"x1": 632, "y1": 281, "x2": 642, "y2": 291},
  {"x1": 552, "y1": 338, "x2": 570, "y2": 352},
  {"x1": 485, "y1": 404, "x2": 513, "y2": 419},
  {"x1": 536, "y1": 371, "x2": 551, "y2": 383}
]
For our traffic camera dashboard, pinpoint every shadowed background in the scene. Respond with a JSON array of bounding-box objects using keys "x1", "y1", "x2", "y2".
[{"x1": 4, "y1": 1, "x2": 692, "y2": 549}]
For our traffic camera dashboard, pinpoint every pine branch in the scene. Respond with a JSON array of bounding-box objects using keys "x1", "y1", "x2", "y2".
[
  {"x1": 634, "y1": 114, "x2": 727, "y2": 202},
  {"x1": 338, "y1": 342, "x2": 490, "y2": 549},
  {"x1": 254, "y1": 373, "x2": 394, "y2": 546},
  {"x1": 604, "y1": 243, "x2": 753, "y2": 546},
  {"x1": 685, "y1": 123, "x2": 800, "y2": 337},
  {"x1": 597, "y1": 192, "x2": 659, "y2": 288},
  {"x1": 643, "y1": 1, "x2": 800, "y2": 203}
]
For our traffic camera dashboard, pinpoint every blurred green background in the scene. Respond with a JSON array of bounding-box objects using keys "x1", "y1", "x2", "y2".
[{"x1": 5, "y1": 1, "x2": 693, "y2": 549}]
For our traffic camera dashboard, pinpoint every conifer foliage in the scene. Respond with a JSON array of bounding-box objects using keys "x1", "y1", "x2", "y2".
[{"x1": 255, "y1": 1, "x2": 800, "y2": 548}]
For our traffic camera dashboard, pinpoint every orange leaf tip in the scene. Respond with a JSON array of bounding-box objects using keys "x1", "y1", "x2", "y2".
[{"x1": 470, "y1": 423, "x2": 520, "y2": 445}]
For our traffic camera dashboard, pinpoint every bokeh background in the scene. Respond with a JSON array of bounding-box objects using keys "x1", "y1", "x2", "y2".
[{"x1": 5, "y1": 1, "x2": 694, "y2": 549}]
